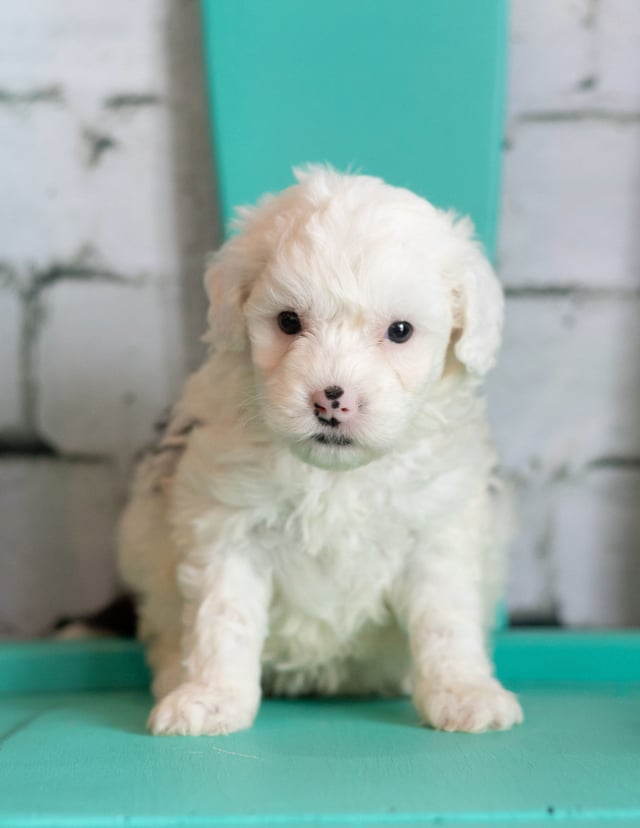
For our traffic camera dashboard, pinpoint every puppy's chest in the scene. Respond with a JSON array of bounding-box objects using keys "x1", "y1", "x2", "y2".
[{"x1": 257, "y1": 477, "x2": 412, "y2": 622}]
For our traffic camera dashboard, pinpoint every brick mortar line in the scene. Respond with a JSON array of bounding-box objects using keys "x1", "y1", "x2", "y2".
[
  {"x1": 507, "y1": 458, "x2": 640, "y2": 489},
  {"x1": 1, "y1": 250, "x2": 142, "y2": 445},
  {"x1": 0, "y1": 88, "x2": 163, "y2": 111},
  {"x1": 513, "y1": 109, "x2": 640, "y2": 125},
  {"x1": 586, "y1": 456, "x2": 640, "y2": 471},
  {"x1": 503, "y1": 285, "x2": 640, "y2": 300},
  {"x1": 103, "y1": 93, "x2": 161, "y2": 109},
  {"x1": 0, "y1": 85, "x2": 63, "y2": 106},
  {"x1": 0, "y1": 450, "x2": 111, "y2": 465}
]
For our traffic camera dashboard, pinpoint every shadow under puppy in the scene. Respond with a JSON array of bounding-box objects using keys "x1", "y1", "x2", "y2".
[{"x1": 118, "y1": 167, "x2": 522, "y2": 736}]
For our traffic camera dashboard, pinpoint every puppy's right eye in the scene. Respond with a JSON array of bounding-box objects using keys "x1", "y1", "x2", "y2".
[{"x1": 277, "y1": 311, "x2": 302, "y2": 335}]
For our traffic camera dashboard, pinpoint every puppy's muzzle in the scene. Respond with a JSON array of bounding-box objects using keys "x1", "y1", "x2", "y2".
[{"x1": 311, "y1": 385, "x2": 358, "y2": 428}]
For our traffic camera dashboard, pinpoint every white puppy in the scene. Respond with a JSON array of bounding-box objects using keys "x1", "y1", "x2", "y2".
[{"x1": 118, "y1": 167, "x2": 523, "y2": 736}]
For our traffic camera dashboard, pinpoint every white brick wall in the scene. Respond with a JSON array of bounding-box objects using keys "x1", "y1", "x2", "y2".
[
  {"x1": 500, "y1": 120, "x2": 640, "y2": 289},
  {"x1": 553, "y1": 467, "x2": 640, "y2": 626},
  {"x1": 495, "y1": 0, "x2": 640, "y2": 625},
  {"x1": 37, "y1": 280, "x2": 174, "y2": 463},
  {"x1": 508, "y1": 0, "x2": 596, "y2": 114},
  {"x1": 0, "y1": 0, "x2": 216, "y2": 636},
  {"x1": 1, "y1": 0, "x2": 639, "y2": 634},
  {"x1": 489, "y1": 297, "x2": 640, "y2": 471},
  {"x1": 508, "y1": 0, "x2": 640, "y2": 114},
  {"x1": 594, "y1": 0, "x2": 640, "y2": 111}
]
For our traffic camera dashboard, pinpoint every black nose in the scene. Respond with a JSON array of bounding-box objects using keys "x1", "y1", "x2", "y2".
[{"x1": 324, "y1": 385, "x2": 344, "y2": 400}]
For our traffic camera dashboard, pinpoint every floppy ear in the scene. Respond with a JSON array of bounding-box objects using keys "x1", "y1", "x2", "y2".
[
  {"x1": 203, "y1": 217, "x2": 268, "y2": 351},
  {"x1": 451, "y1": 241, "x2": 504, "y2": 376},
  {"x1": 203, "y1": 252, "x2": 248, "y2": 352},
  {"x1": 203, "y1": 193, "x2": 282, "y2": 351}
]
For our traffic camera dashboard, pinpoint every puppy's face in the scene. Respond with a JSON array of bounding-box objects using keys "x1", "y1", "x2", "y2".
[
  {"x1": 207, "y1": 171, "x2": 503, "y2": 471},
  {"x1": 244, "y1": 228, "x2": 453, "y2": 470}
]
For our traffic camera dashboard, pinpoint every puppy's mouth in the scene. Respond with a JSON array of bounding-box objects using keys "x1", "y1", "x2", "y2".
[
  {"x1": 312, "y1": 433, "x2": 354, "y2": 447},
  {"x1": 289, "y1": 429, "x2": 371, "y2": 470}
]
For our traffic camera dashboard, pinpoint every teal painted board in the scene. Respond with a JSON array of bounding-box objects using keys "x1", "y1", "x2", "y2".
[
  {"x1": 1, "y1": 635, "x2": 640, "y2": 826},
  {"x1": 200, "y1": 0, "x2": 507, "y2": 255},
  {"x1": 1, "y1": 688, "x2": 640, "y2": 827},
  {"x1": 0, "y1": 639, "x2": 148, "y2": 696},
  {"x1": 5, "y1": 631, "x2": 640, "y2": 695}
]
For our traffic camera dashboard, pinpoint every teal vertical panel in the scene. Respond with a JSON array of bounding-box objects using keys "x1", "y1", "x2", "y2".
[{"x1": 200, "y1": 0, "x2": 507, "y2": 255}]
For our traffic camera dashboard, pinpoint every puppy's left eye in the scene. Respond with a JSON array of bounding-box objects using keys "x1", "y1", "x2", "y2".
[
  {"x1": 386, "y1": 321, "x2": 413, "y2": 343},
  {"x1": 277, "y1": 311, "x2": 302, "y2": 335}
]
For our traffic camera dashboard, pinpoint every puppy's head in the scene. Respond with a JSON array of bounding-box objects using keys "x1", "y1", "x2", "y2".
[{"x1": 205, "y1": 167, "x2": 503, "y2": 470}]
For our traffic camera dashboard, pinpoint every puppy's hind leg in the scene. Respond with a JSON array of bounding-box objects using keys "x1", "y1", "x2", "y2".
[
  {"x1": 118, "y1": 465, "x2": 185, "y2": 700},
  {"x1": 134, "y1": 589, "x2": 184, "y2": 700},
  {"x1": 146, "y1": 633, "x2": 183, "y2": 700}
]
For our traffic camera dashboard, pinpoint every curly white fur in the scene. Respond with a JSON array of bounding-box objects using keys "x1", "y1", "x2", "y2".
[{"x1": 118, "y1": 167, "x2": 522, "y2": 736}]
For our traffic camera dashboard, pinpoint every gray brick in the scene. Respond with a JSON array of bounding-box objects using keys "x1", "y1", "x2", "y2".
[
  {"x1": 508, "y1": 0, "x2": 595, "y2": 115},
  {"x1": 488, "y1": 296, "x2": 640, "y2": 471},
  {"x1": 0, "y1": 287, "x2": 22, "y2": 432},
  {"x1": 36, "y1": 280, "x2": 180, "y2": 461},
  {"x1": 0, "y1": 103, "x2": 178, "y2": 279},
  {"x1": 0, "y1": 458, "x2": 121, "y2": 637},
  {"x1": 506, "y1": 471, "x2": 558, "y2": 623},
  {"x1": 0, "y1": 1, "x2": 167, "y2": 99},
  {"x1": 595, "y1": 0, "x2": 640, "y2": 111},
  {"x1": 553, "y1": 466, "x2": 640, "y2": 627},
  {"x1": 500, "y1": 120, "x2": 640, "y2": 289}
]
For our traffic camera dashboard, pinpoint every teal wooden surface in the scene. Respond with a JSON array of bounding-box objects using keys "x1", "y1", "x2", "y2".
[
  {"x1": 1, "y1": 634, "x2": 640, "y2": 826},
  {"x1": 200, "y1": 0, "x2": 507, "y2": 255},
  {"x1": 4, "y1": 632, "x2": 640, "y2": 695}
]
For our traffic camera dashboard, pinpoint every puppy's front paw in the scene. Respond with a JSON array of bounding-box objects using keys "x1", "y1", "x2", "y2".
[
  {"x1": 148, "y1": 681, "x2": 259, "y2": 736},
  {"x1": 415, "y1": 678, "x2": 523, "y2": 733}
]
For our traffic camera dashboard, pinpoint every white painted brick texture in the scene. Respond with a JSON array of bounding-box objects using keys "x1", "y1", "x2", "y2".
[
  {"x1": 505, "y1": 471, "x2": 558, "y2": 621},
  {"x1": 489, "y1": 297, "x2": 640, "y2": 472},
  {"x1": 500, "y1": 0, "x2": 640, "y2": 625},
  {"x1": 37, "y1": 281, "x2": 175, "y2": 464},
  {"x1": 0, "y1": 459, "x2": 121, "y2": 637},
  {"x1": 594, "y1": 0, "x2": 640, "y2": 111},
  {"x1": 509, "y1": 0, "x2": 640, "y2": 114},
  {"x1": 553, "y1": 468, "x2": 640, "y2": 627},
  {"x1": 0, "y1": 0, "x2": 216, "y2": 636},
  {"x1": 500, "y1": 121, "x2": 640, "y2": 290},
  {"x1": 0, "y1": 288, "x2": 22, "y2": 433},
  {"x1": 509, "y1": 0, "x2": 595, "y2": 115}
]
